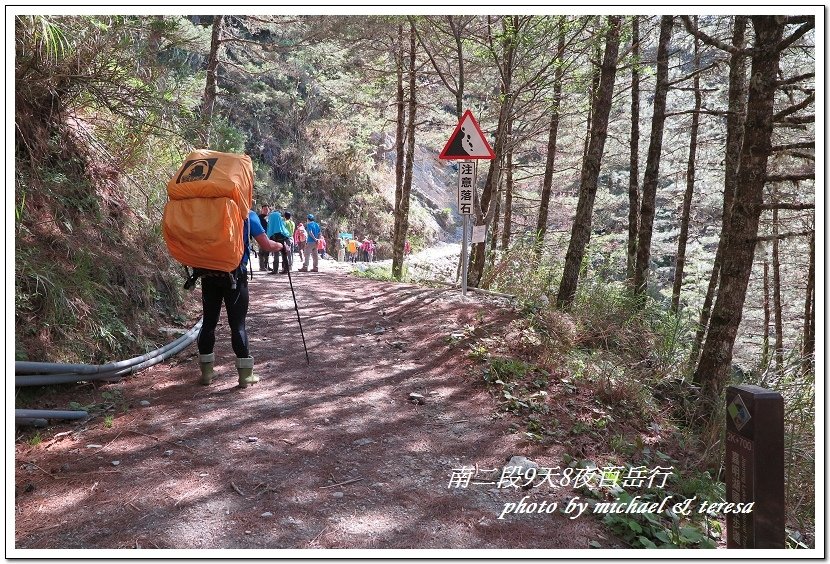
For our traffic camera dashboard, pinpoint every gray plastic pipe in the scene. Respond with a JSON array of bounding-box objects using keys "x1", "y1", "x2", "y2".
[
  {"x1": 16, "y1": 320, "x2": 201, "y2": 376},
  {"x1": 15, "y1": 332, "x2": 196, "y2": 382},
  {"x1": 15, "y1": 409, "x2": 88, "y2": 420},
  {"x1": 15, "y1": 320, "x2": 201, "y2": 387}
]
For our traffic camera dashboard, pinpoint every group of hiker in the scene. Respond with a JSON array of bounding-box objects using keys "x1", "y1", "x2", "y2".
[
  {"x1": 341, "y1": 236, "x2": 377, "y2": 263},
  {"x1": 255, "y1": 203, "x2": 323, "y2": 273},
  {"x1": 255, "y1": 203, "x2": 399, "y2": 271}
]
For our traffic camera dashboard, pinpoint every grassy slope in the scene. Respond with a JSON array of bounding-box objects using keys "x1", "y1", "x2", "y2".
[{"x1": 14, "y1": 146, "x2": 196, "y2": 364}]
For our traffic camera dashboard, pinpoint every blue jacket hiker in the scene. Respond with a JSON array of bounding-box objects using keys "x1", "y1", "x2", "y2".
[
  {"x1": 266, "y1": 210, "x2": 292, "y2": 274},
  {"x1": 266, "y1": 210, "x2": 291, "y2": 239},
  {"x1": 197, "y1": 210, "x2": 284, "y2": 389},
  {"x1": 299, "y1": 214, "x2": 322, "y2": 272}
]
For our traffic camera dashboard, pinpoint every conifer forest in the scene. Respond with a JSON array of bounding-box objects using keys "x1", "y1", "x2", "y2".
[{"x1": 13, "y1": 11, "x2": 819, "y2": 553}]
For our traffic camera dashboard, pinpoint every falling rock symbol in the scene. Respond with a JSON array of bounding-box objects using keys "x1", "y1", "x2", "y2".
[{"x1": 439, "y1": 110, "x2": 495, "y2": 159}]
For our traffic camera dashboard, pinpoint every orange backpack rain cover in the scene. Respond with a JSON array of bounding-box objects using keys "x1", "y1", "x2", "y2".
[{"x1": 162, "y1": 150, "x2": 253, "y2": 272}]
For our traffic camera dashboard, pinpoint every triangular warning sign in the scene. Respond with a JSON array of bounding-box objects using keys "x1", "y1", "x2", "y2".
[{"x1": 439, "y1": 110, "x2": 495, "y2": 160}]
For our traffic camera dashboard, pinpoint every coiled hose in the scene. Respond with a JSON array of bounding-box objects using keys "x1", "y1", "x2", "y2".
[{"x1": 15, "y1": 319, "x2": 202, "y2": 422}]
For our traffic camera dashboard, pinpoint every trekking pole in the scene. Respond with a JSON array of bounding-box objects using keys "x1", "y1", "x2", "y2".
[{"x1": 283, "y1": 244, "x2": 310, "y2": 365}]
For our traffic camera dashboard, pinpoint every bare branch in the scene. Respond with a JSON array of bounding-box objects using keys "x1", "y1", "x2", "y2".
[
  {"x1": 776, "y1": 114, "x2": 814, "y2": 125},
  {"x1": 778, "y1": 151, "x2": 815, "y2": 161},
  {"x1": 766, "y1": 173, "x2": 814, "y2": 183},
  {"x1": 773, "y1": 92, "x2": 815, "y2": 121},
  {"x1": 409, "y1": 16, "x2": 458, "y2": 97},
  {"x1": 680, "y1": 16, "x2": 743, "y2": 55},
  {"x1": 218, "y1": 34, "x2": 269, "y2": 49},
  {"x1": 218, "y1": 57, "x2": 279, "y2": 77},
  {"x1": 772, "y1": 141, "x2": 814, "y2": 151},
  {"x1": 755, "y1": 229, "x2": 813, "y2": 242},
  {"x1": 777, "y1": 72, "x2": 815, "y2": 86},
  {"x1": 776, "y1": 20, "x2": 815, "y2": 52},
  {"x1": 672, "y1": 87, "x2": 719, "y2": 92},
  {"x1": 761, "y1": 202, "x2": 814, "y2": 211},
  {"x1": 664, "y1": 108, "x2": 728, "y2": 118},
  {"x1": 667, "y1": 61, "x2": 719, "y2": 87}
]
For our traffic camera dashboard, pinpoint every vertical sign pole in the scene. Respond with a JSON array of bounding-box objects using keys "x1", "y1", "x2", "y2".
[
  {"x1": 461, "y1": 214, "x2": 468, "y2": 297},
  {"x1": 458, "y1": 159, "x2": 475, "y2": 298},
  {"x1": 458, "y1": 160, "x2": 476, "y2": 296},
  {"x1": 725, "y1": 385, "x2": 785, "y2": 548}
]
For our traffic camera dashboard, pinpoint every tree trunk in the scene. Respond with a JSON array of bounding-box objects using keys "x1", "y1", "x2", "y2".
[
  {"x1": 467, "y1": 17, "x2": 516, "y2": 288},
  {"x1": 803, "y1": 230, "x2": 814, "y2": 371},
  {"x1": 199, "y1": 15, "x2": 224, "y2": 147},
  {"x1": 626, "y1": 16, "x2": 641, "y2": 281},
  {"x1": 671, "y1": 20, "x2": 700, "y2": 313},
  {"x1": 762, "y1": 256, "x2": 771, "y2": 368},
  {"x1": 489, "y1": 179, "x2": 501, "y2": 254},
  {"x1": 468, "y1": 123, "x2": 506, "y2": 287},
  {"x1": 582, "y1": 17, "x2": 602, "y2": 163},
  {"x1": 500, "y1": 117, "x2": 514, "y2": 250},
  {"x1": 393, "y1": 23, "x2": 416, "y2": 280},
  {"x1": 441, "y1": 16, "x2": 467, "y2": 282},
  {"x1": 391, "y1": 24, "x2": 406, "y2": 279},
  {"x1": 693, "y1": 16, "x2": 784, "y2": 405},
  {"x1": 535, "y1": 29, "x2": 566, "y2": 256},
  {"x1": 689, "y1": 16, "x2": 748, "y2": 368},
  {"x1": 633, "y1": 15, "x2": 673, "y2": 298},
  {"x1": 447, "y1": 16, "x2": 465, "y2": 118},
  {"x1": 772, "y1": 202, "x2": 784, "y2": 374},
  {"x1": 555, "y1": 16, "x2": 622, "y2": 308}
]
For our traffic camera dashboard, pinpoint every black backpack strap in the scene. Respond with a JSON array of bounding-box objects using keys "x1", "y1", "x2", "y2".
[
  {"x1": 183, "y1": 268, "x2": 238, "y2": 290},
  {"x1": 183, "y1": 267, "x2": 201, "y2": 290}
]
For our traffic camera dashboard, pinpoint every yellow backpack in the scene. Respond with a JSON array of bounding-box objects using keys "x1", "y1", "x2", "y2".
[{"x1": 162, "y1": 150, "x2": 253, "y2": 275}]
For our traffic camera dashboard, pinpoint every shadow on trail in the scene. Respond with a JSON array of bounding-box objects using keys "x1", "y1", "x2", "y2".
[{"x1": 14, "y1": 269, "x2": 603, "y2": 550}]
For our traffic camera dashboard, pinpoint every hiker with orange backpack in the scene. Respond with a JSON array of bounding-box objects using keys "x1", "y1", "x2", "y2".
[
  {"x1": 162, "y1": 150, "x2": 287, "y2": 388},
  {"x1": 346, "y1": 236, "x2": 359, "y2": 263}
]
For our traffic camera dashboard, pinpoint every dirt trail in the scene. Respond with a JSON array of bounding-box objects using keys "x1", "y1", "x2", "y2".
[{"x1": 14, "y1": 258, "x2": 612, "y2": 551}]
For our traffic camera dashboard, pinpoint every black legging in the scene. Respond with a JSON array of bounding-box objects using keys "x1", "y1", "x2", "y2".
[
  {"x1": 197, "y1": 269, "x2": 249, "y2": 358},
  {"x1": 270, "y1": 233, "x2": 291, "y2": 272}
]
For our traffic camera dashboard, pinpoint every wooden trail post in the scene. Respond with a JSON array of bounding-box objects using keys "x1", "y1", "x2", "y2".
[{"x1": 725, "y1": 385, "x2": 785, "y2": 548}]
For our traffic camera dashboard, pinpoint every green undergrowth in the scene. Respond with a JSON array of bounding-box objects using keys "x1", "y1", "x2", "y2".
[
  {"x1": 15, "y1": 150, "x2": 190, "y2": 365},
  {"x1": 458, "y1": 249, "x2": 815, "y2": 547},
  {"x1": 562, "y1": 450, "x2": 725, "y2": 549},
  {"x1": 468, "y1": 339, "x2": 726, "y2": 548},
  {"x1": 458, "y1": 258, "x2": 735, "y2": 548},
  {"x1": 350, "y1": 264, "x2": 402, "y2": 282},
  {"x1": 591, "y1": 468, "x2": 723, "y2": 549}
]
